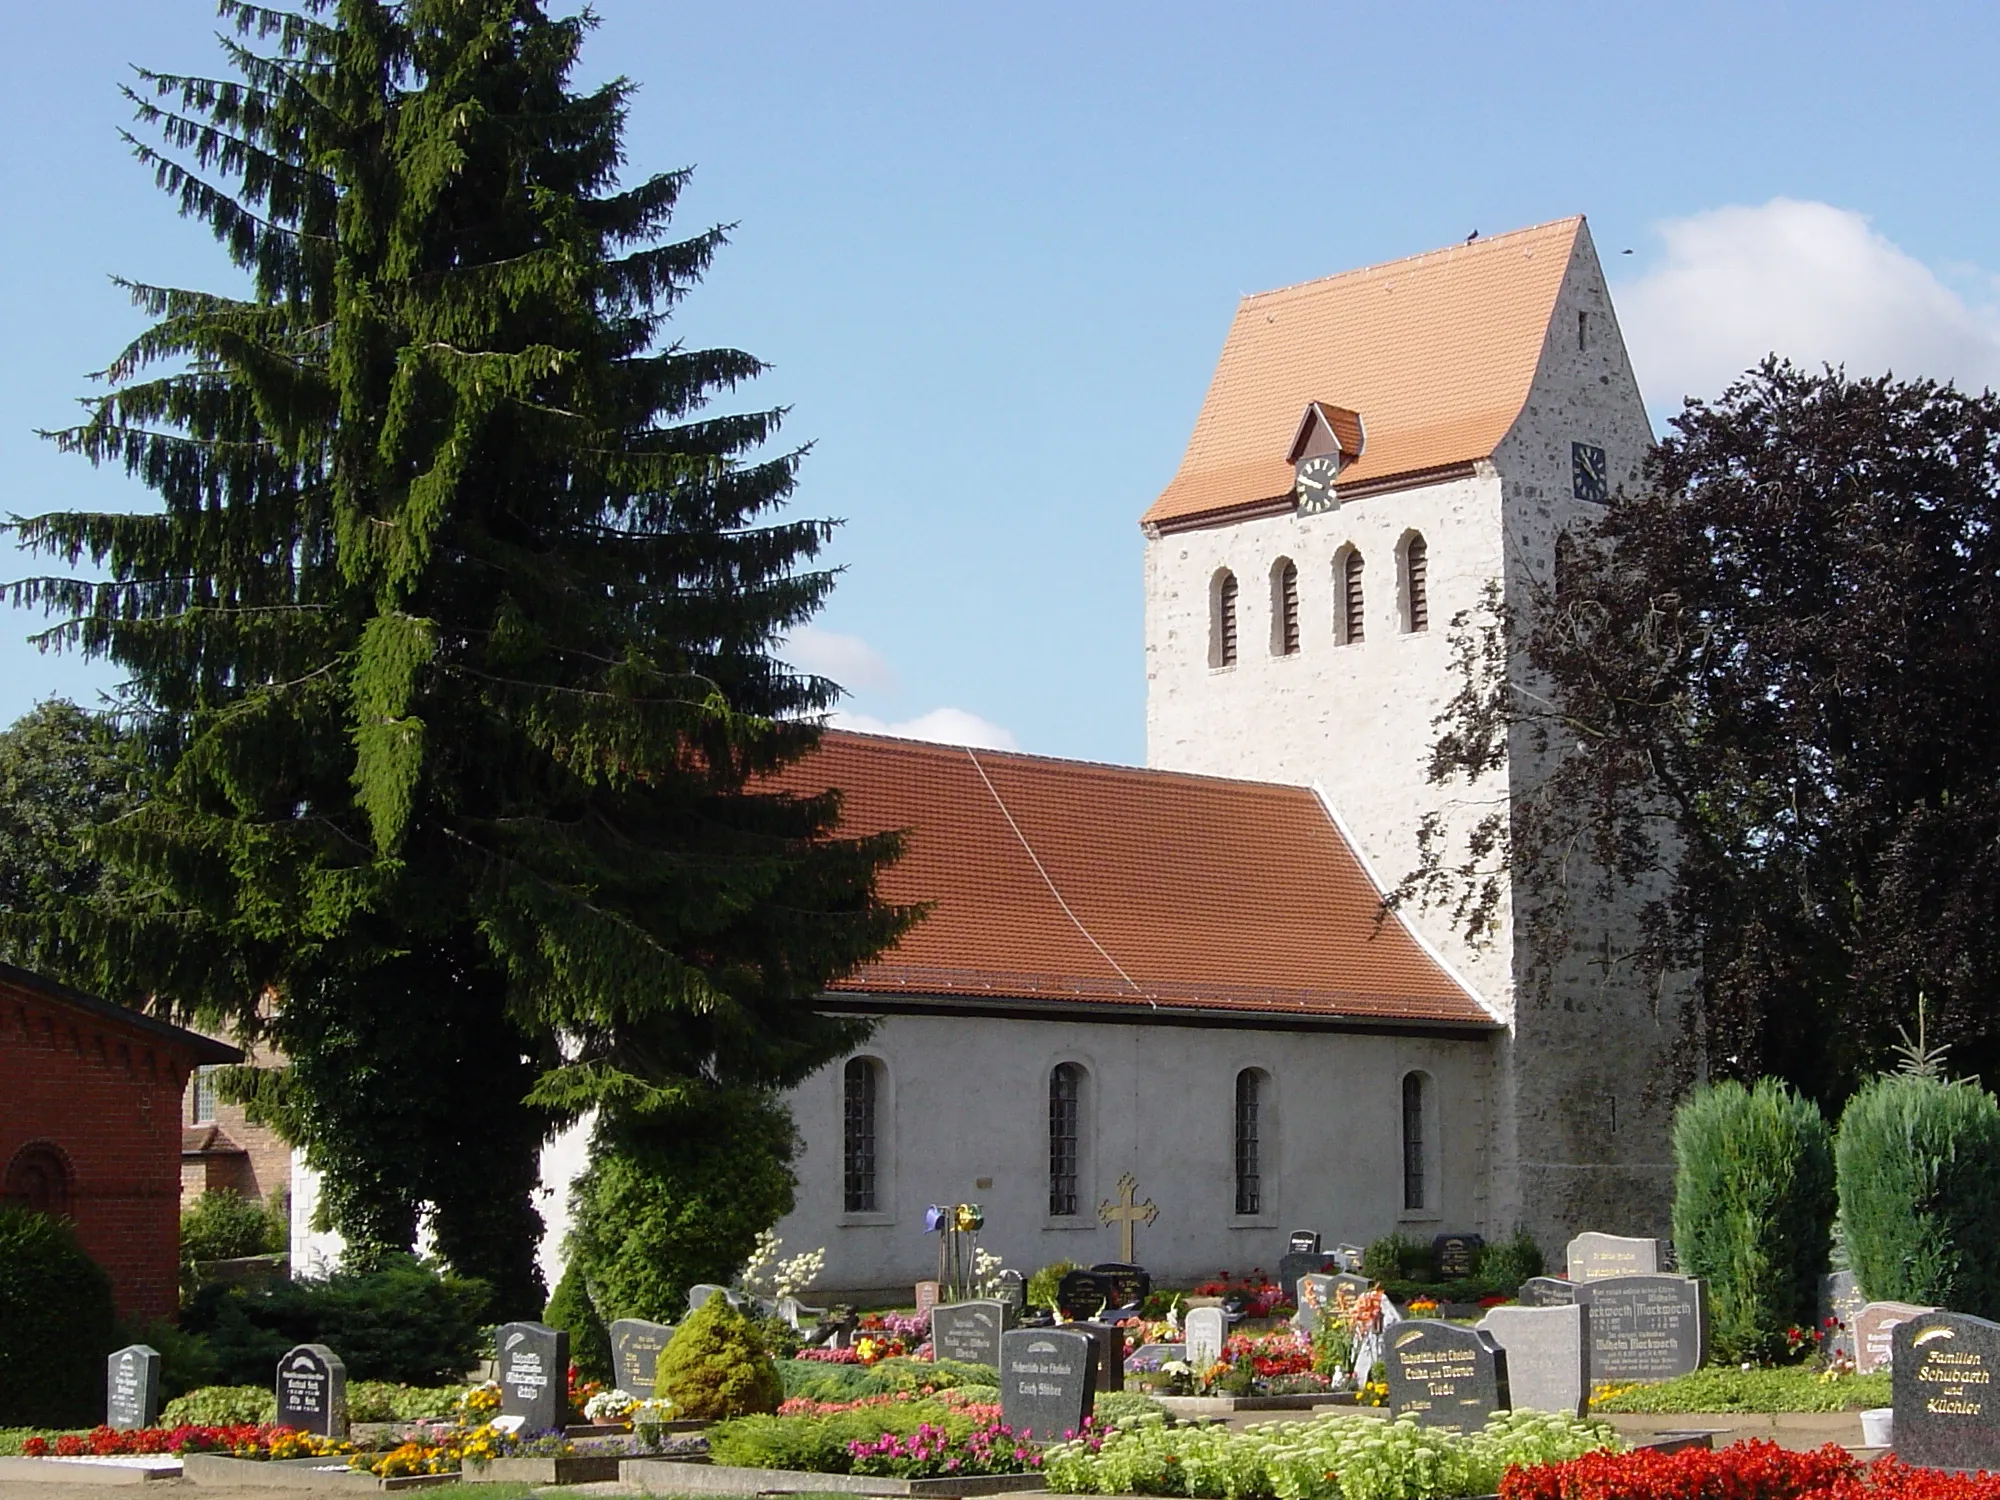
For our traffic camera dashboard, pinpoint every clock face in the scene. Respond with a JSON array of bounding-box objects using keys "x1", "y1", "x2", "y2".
[
  {"x1": 1571, "y1": 442, "x2": 1608, "y2": 503},
  {"x1": 1295, "y1": 455, "x2": 1342, "y2": 515}
]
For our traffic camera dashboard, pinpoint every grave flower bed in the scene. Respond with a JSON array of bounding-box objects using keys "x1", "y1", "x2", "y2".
[
  {"x1": 850, "y1": 1420, "x2": 1046, "y2": 1479},
  {"x1": 1507, "y1": 1443, "x2": 2000, "y2": 1500},
  {"x1": 708, "y1": 1391, "x2": 1027, "y2": 1474},
  {"x1": 20, "y1": 1424, "x2": 353, "y2": 1459}
]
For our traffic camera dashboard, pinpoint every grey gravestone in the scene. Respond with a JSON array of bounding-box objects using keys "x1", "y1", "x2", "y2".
[
  {"x1": 1056, "y1": 1269, "x2": 1112, "y2": 1320},
  {"x1": 1818, "y1": 1272, "x2": 1864, "y2": 1364},
  {"x1": 1575, "y1": 1275, "x2": 1706, "y2": 1381},
  {"x1": 1185, "y1": 1305, "x2": 1228, "y2": 1371},
  {"x1": 1857, "y1": 1300, "x2": 1938, "y2": 1376},
  {"x1": 1566, "y1": 1232, "x2": 1662, "y2": 1282},
  {"x1": 610, "y1": 1318, "x2": 674, "y2": 1398},
  {"x1": 1893, "y1": 1309, "x2": 2000, "y2": 1471},
  {"x1": 1434, "y1": 1234, "x2": 1486, "y2": 1280},
  {"x1": 275, "y1": 1344, "x2": 346, "y2": 1437},
  {"x1": 105, "y1": 1344, "x2": 161, "y2": 1431},
  {"x1": 995, "y1": 1269, "x2": 1028, "y2": 1315},
  {"x1": 1294, "y1": 1273, "x2": 1338, "y2": 1334},
  {"x1": 1075, "y1": 1321, "x2": 1127, "y2": 1391},
  {"x1": 686, "y1": 1283, "x2": 734, "y2": 1313},
  {"x1": 1088, "y1": 1263, "x2": 1151, "y2": 1313},
  {"x1": 1478, "y1": 1304, "x2": 1589, "y2": 1417},
  {"x1": 932, "y1": 1300, "x2": 1009, "y2": 1369},
  {"x1": 1518, "y1": 1277, "x2": 1577, "y2": 1307},
  {"x1": 1329, "y1": 1272, "x2": 1374, "y2": 1303},
  {"x1": 915, "y1": 1281, "x2": 941, "y2": 1319},
  {"x1": 497, "y1": 1321, "x2": 569, "y2": 1434},
  {"x1": 1279, "y1": 1251, "x2": 1337, "y2": 1304},
  {"x1": 1385, "y1": 1321, "x2": 1510, "y2": 1433},
  {"x1": 1333, "y1": 1243, "x2": 1366, "y2": 1273},
  {"x1": 1130, "y1": 1342, "x2": 1187, "y2": 1368},
  {"x1": 1000, "y1": 1327, "x2": 1097, "y2": 1441}
]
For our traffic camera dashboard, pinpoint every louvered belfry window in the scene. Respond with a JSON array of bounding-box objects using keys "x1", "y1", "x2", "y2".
[
  {"x1": 1049, "y1": 1063, "x2": 1082, "y2": 1215},
  {"x1": 1277, "y1": 561, "x2": 1300, "y2": 655},
  {"x1": 1217, "y1": 572, "x2": 1239, "y2": 666},
  {"x1": 1234, "y1": 1069, "x2": 1263, "y2": 1215},
  {"x1": 1406, "y1": 535, "x2": 1429, "y2": 633},
  {"x1": 843, "y1": 1057, "x2": 878, "y2": 1212},
  {"x1": 1342, "y1": 550, "x2": 1366, "y2": 643},
  {"x1": 1402, "y1": 1072, "x2": 1426, "y2": 1211}
]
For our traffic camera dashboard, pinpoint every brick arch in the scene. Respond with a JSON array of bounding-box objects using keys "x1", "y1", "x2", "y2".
[{"x1": 3, "y1": 1139, "x2": 76, "y2": 1218}]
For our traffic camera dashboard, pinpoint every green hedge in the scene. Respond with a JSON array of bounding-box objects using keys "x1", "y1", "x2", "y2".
[
  {"x1": 1837, "y1": 1074, "x2": 2000, "y2": 1316},
  {"x1": 1672, "y1": 1078, "x2": 1834, "y2": 1362},
  {"x1": 544, "y1": 1264, "x2": 612, "y2": 1385},
  {"x1": 0, "y1": 1209, "x2": 116, "y2": 1427}
]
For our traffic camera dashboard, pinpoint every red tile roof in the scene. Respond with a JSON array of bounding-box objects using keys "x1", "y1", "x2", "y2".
[
  {"x1": 1144, "y1": 218, "x2": 1583, "y2": 529},
  {"x1": 778, "y1": 732, "x2": 1495, "y2": 1028}
]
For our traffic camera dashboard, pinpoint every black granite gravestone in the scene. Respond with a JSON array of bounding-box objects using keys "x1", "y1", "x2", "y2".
[
  {"x1": 1518, "y1": 1277, "x2": 1577, "y2": 1308},
  {"x1": 610, "y1": 1318, "x2": 674, "y2": 1398},
  {"x1": 1385, "y1": 1321, "x2": 1510, "y2": 1433},
  {"x1": 1056, "y1": 1268, "x2": 1113, "y2": 1320},
  {"x1": 1000, "y1": 1327, "x2": 1097, "y2": 1441},
  {"x1": 1893, "y1": 1310, "x2": 2000, "y2": 1471},
  {"x1": 496, "y1": 1321, "x2": 569, "y2": 1433},
  {"x1": 931, "y1": 1301, "x2": 1009, "y2": 1369},
  {"x1": 1434, "y1": 1234, "x2": 1486, "y2": 1281},
  {"x1": 1088, "y1": 1263, "x2": 1152, "y2": 1314},
  {"x1": 1075, "y1": 1322, "x2": 1128, "y2": 1391},
  {"x1": 995, "y1": 1269, "x2": 1028, "y2": 1316},
  {"x1": 105, "y1": 1344, "x2": 160, "y2": 1431},
  {"x1": 1278, "y1": 1251, "x2": 1338, "y2": 1304},
  {"x1": 1575, "y1": 1275, "x2": 1707, "y2": 1381},
  {"x1": 1289, "y1": 1230, "x2": 1323, "y2": 1255},
  {"x1": 275, "y1": 1344, "x2": 346, "y2": 1437},
  {"x1": 1818, "y1": 1272, "x2": 1864, "y2": 1365}
]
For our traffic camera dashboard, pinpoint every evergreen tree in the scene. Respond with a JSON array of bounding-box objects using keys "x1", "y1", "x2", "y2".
[{"x1": 9, "y1": 0, "x2": 910, "y2": 1310}]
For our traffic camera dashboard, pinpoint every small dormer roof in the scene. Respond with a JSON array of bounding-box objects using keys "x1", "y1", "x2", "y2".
[{"x1": 1286, "y1": 401, "x2": 1367, "y2": 466}]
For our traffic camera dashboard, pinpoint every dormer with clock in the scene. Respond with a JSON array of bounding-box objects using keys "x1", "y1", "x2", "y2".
[{"x1": 1288, "y1": 401, "x2": 1365, "y2": 516}]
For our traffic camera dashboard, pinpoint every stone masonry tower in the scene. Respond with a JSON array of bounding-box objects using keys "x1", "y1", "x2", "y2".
[{"x1": 1142, "y1": 217, "x2": 1683, "y2": 1248}]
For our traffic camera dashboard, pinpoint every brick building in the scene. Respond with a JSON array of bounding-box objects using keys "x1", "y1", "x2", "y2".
[{"x1": 0, "y1": 961, "x2": 241, "y2": 1321}]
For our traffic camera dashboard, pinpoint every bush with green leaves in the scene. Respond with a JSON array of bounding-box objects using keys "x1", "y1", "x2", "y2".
[
  {"x1": 182, "y1": 1254, "x2": 489, "y2": 1385},
  {"x1": 116, "y1": 1317, "x2": 221, "y2": 1400},
  {"x1": 1475, "y1": 1230, "x2": 1544, "y2": 1288},
  {"x1": 659, "y1": 1292, "x2": 783, "y2": 1419},
  {"x1": 710, "y1": 1396, "x2": 980, "y2": 1473},
  {"x1": 872, "y1": 1356, "x2": 996, "y2": 1392},
  {"x1": 346, "y1": 1382, "x2": 463, "y2": 1422},
  {"x1": 1027, "y1": 1261, "x2": 1082, "y2": 1312},
  {"x1": 1671, "y1": 1078, "x2": 1835, "y2": 1362},
  {"x1": 778, "y1": 1359, "x2": 892, "y2": 1402},
  {"x1": 0, "y1": 1208, "x2": 116, "y2": 1426},
  {"x1": 1363, "y1": 1234, "x2": 1431, "y2": 1283},
  {"x1": 1837, "y1": 1074, "x2": 2000, "y2": 1316},
  {"x1": 544, "y1": 1264, "x2": 613, "y2": 1384},
  {"x1": 180, "y1": 1189, "x2": 282, "y2": 1264},
  {"x1": 160, "y1": 1385, "x2": 277, "y2": 1426},
  {"x1": 1590, "y1": 1364, "x2": 1890, "y2": 1414}
]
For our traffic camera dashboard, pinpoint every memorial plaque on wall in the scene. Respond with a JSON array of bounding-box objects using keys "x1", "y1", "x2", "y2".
[
  {"x1": 1434, "y1": 1234, "x2": 1486, "y2": 1281},
  {"x1": 105, "y1": 1345, "x2": 161, "y2": 1431},
  {"x1": 1575, "y1": 1275, "x2": 1707, "y2": 1381},
  {"x1": 497, "y1": 1321, "x2": 569, "y2": 1434},
  {"x1": 1566, "y1": 1233, "x2": 1663, "y2": 1282},
  {"x1": 1385, "y1": 1321, "x2": 1510, "y2": 1433},
  {"x1": 1000, "y1": 1327, "x2": 1097, "y2": 1441},
  {"x1": 1518, "y1": 1277, "x2": 1577, "y2": 1308},
  {"x1": 1893, "y1": 1311, "x2": 2000, "y2": 1471},
  {"x1": 275, "y1": 1344, "x2": 347, "y2": 1437},
  {"x1": 610, "y1": 1318, "x2": 674, "y2": 1398},
  {"x1": 931, "y1": 1301, "x2": 1008, "y2": 1369}
]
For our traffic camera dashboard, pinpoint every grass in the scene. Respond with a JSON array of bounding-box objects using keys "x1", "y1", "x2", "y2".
[{"x1": 1591, "y1": 1365, "x2": 1891, "y2": 1414}]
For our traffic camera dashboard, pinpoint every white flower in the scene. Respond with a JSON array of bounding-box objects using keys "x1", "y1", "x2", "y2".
[{"x1": 584, "y1": 1388, "x2": 637, "y2": 1421}]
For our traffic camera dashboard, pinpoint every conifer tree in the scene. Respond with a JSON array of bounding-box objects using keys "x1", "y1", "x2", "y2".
[{"x1": 10, "y1": 0, "x2": 910, "y2": 1310}]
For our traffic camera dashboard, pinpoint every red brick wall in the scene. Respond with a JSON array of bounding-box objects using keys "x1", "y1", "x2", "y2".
[{"x1": 0, "y1": 976, "x2": 200, "y2": 1324}]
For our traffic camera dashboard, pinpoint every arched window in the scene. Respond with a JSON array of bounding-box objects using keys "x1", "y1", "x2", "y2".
[
  {"x1": 1271, "y1": 559, "x2": 1300, "y2": 656},
  {"x1": 1234, "y1": 1069, "x2": 1263, "y2": 1214},
  {"x1": 1402, "y1": 534, "x2": 1429, "y2": 633},
  {"x1": 1336, "y1": 548, "x2": 1366, "y2": 645},
  {"x1": 1211, "y1": 571, "x2": 1239, "y2": 667},
  {"x1": 1049, "y1": 1063, "x2": 1083, "y2": 1215},
  {"x1": 3, "y1": 1142, "x2": 73, "y2": 1218},
  {"x1": 1401, "y1": 1072, "x2": 1428, "y2": 1211},
  {"x1": 843, "y1": 1057, "x2": 880, "y2": 1213}
]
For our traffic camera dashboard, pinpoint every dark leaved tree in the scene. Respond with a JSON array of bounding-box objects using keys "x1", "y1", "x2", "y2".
[
  {"x1": 8, "y1": 0, "x2": 911, "y2": 1312},
  {"x1": 1401, "y1": 361, "x2": 2000, "y2": 1107}
]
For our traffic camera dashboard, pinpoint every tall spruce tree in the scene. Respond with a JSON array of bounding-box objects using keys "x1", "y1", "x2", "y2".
[{"x1": 9, "y1": 0, "x2": 910, "y2": 1310}]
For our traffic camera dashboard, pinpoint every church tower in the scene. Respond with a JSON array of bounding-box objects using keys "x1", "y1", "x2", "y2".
[{"x1": 1143, "y1": 217, "x2": 1683, "y2": 1248}]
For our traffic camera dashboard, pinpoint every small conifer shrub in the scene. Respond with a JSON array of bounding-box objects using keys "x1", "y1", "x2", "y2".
[
  {"x1": 544, "y1": 1263, "x2": 613, "y2": 1385},
  {"x1": 659, "y1": 1292, "x2": 782, "y2": 1419}
]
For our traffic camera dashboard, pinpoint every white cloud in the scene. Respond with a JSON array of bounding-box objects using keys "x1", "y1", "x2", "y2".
[
  {"x1": 782, "y1": 625, "x2": 899, "y2": 693},
  {"x1": 1619, "y1": 198, "x2": 2000, "y2": 408},
  {"x1": 832, "y1": 707, "x2": 1019, "y2": 751}
]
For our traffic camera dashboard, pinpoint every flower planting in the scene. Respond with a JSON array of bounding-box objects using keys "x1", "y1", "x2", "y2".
[
  {"x1": 20, "y1": 1424, "x2": 353, "y2": 1460},
  {"x1": 849, "y1": 1420, "x2": 1045, "y2": 1478}
]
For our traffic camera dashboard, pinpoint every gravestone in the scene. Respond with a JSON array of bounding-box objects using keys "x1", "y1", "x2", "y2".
[
  {"x1": 687, "y1": 1283, "x2": 735, "y2": 1313},
  {"x1": 1892, "y1": 1310, "x2": 2000, "y2": 1471},
  {"x1": 1434, "y1": 1233, "x2": 1486, "y2": 1281},
  {"x1": 610, "y1": 1319, "x2": 674, "y2": 1398},
  {"x1": 995, "y1": 1269, "x2": 1028, "y2": 1316},
  {"x1": 1290, "y1": 1230, "x2": 1323, "y2": 1254},
  {"x1": 932, "y1": 1300, "x2": 1009, "y2": 1369},
  {"x1": 1130, "y1": 1342, "x2": 1187, "y2": 1369},
  {"x1": 1089, "y1": 1262, "x2": 1152, "y2": 1313},
  {"x1": 275, "y1": 1344, "x2": 347, "y2": 1437},
  {"x1": 915, "y1": 1281, "x2": 941, "y2": 1320},
  {"x1": 496, "y1": 1321, "x2": 569, "y2": 1434},
  {"x1": 1566, "y1": 1232, "x2": 1663, "y2": 1282},
  {"x1": 1294, "y1": 1273, "x2": 1338, "y2": 1334},
  {"x1": 1185, "y1": 1305, "x2": 1228, "y2": 1371},
  {"x1": 1329, "y1": 1272, "x2": 1374, "y2": 1303},
  {"x1": 1575, "y1": 1276, "x2": 1707, "y2": 1381},
  {"x1": 1478, "y1": 1304, "x2": 1589, "y2": 1417},
  {"x1": 1075, "y1": 1322, "x2": 1127, "y2": 1391},
  {"x1": 1278, "y1": 1250, "x2": 1338, "y2": 1304},
  {"x1": 1056, "y1": 1268, "x2": 1113, "y2": 1320},
  {"x1": 1385, "y1": 1321, "x2": 1510, "y2": 1433},
  {"x1": 1333, "y1": 1243, "x2": 1366, "y2": 1273},
  {"x1": 1000, "y1": 1327, "x2": 1097, "y2": 1440},
  {"x1": 1818, "y1": 1272, "x2": 1865, "y2": 1364},
  {"x1": 1518, "y1": 1277, "x2": 1578, "y2": 1307},
  {"x1": 1857, "y1": 1301, "x2": 1938, "y2": 1376},
  {"x1": 105, "y1": 1345, "x2": 161, "y2": 1431}
]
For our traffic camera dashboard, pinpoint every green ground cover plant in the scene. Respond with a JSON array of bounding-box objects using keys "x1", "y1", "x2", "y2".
[{"x1": 1589, "y1": 1366, "x2": 1890, "y2": 1413}]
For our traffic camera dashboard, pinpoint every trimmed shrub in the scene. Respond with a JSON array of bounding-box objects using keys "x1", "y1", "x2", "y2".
[
  {"x1": 659, "y1": 1291, "x2": 783, "y2": 1419},
  {"x1": 1026, "y1": 1260, "x2": 1081, "y2": 1312},
  {"x1": 1838, "y1": 1074, "x2": 2000, "y2": 1316},
  {"x1": 180, "y1": 1189, "x2": 280, "y2": 1264},
  {"x1": 778, "y1": 1358, "x2": 892, "y2": 1402},
  {"x1": 346, "y1": 1381, "x2": 462, "y2": 1422},
  {"x1": 116, "y1": 1318, "x2": 222, "y2": 1400},
  {"x1": 0, "y1": 1208, "x2": 117, "y2": 1426},
  {"x1": 544, "y1": 1263, "x2": 613, "y2": 1384},
  {"x1": 1477, "y1": 1230, "x2": 1546, "y2": 1288},
  {"x1": 1364, "y1": 1233, "x2": 1431, "y2": 1282},
  {"x1": 159, "y1": 1384, "x2": 277, "y2": 1426},
  {"x1": 1671, "y1": 1078, "x2": 1834, "y2": 1362}
]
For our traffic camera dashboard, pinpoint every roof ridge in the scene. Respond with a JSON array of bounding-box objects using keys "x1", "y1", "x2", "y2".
[
  {"x1": 820, "y1": 727, "x2": 1317, "y2": 795},
  {"x1": 1242, "y1": 215, "x2": 1583, "y2": 304}
]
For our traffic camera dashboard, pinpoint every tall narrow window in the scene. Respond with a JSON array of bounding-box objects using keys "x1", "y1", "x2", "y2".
[
  {"x1": 1401, "y1": 1072, "x2": 1427, "y2": 1211},
  {"x1": 1049, "y1": 1063, "x2": 1082, "y2": 1215},
  {"x1": 1234, "y1": 1069, "x2": 1263, "y2": 1214},
  {"x1": 1578, "y1": 310, "x2": 1589, "y2": 351},
  {"x1": 1214, "y1": 571, "x2": 1239, "y2": 667},
  {"x1": 843, "y1": 1058, "x2": 879, "y2": 1212},
  {"x1": 1339, "y1": 550, "x2": 1366, "y2": 644},
  {"x1": 190, "y1": 1066, "x2": 218, "y2": 1125},
  {"x1": 1272, "y1": 560, "x2": 1299, "y2": 656},
  {"x1": 1404, "y1": 534, "x2": 1429, "y2": 633}
]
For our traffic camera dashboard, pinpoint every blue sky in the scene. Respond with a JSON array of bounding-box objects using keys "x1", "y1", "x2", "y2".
[{"x1": 4, "y1": 2, "x2": 1998, "y2": 763}]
